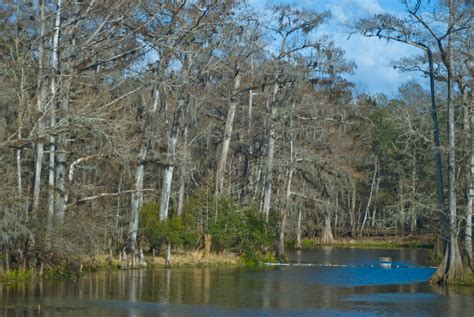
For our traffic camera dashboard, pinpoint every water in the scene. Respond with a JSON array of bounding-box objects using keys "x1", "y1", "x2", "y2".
[{"x1": 1, "y1": 248, "x2": 473, "y2": 316}]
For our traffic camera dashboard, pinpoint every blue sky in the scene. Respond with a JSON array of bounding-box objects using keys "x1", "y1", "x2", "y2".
[{"x1": 249, "y1": 0, "x2": 430, "y2": 97}]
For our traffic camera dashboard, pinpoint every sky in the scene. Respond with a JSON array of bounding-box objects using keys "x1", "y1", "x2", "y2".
[{"x1": 248, "y1": 0, "x2": 430, "y2": 97}]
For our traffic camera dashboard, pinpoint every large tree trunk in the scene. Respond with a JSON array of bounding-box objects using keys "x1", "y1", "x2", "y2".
[
  {"x1": 32, "y1": 0, "x2": 47, "y2": 218},
  {"x1": 320, "y1": 212, "x2": 334, "y2": 244},
  {"x1": 46, "y1": 0, "x2": 63, "y2": 244},
  {"x1": 432, "y1": 1, "x2": 464, "y2": 282},
  {"x1": 426, "y1": 48, "x2": 448, "y2": 250},
  {"x1": 215, "y1": 69, "x2": 241, "y2": 197},
  {"x1": 56, "y1": 0, "x2": 79, "y2": 225},
  {"x1": 125, "y1": 76, "x2": 160, "y2": 255},
  {"x1": 159, "y1": 100, "x2": 183, "y2": 221},
  {"x1": 262, "y1": 83, "x2": 279, "y2": 222},
  {"x1": 466, "y1": 77, "x2": 474, "y2": 269},
  {"x1": 463, "y1": 89, "x2": 473, "y2": 268},
  {"x1": 125, "y1": 147, "x2": 147, "y2": 255}
]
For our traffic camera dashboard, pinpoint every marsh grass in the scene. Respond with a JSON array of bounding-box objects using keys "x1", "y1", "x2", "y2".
[{"x1": 297, "y1": 236, "x2": 435, "y2": 250}]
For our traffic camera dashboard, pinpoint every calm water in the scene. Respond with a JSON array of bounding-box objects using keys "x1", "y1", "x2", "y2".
[{"x1": 1, "y1": 248, "x2": 474, "y2": 316}]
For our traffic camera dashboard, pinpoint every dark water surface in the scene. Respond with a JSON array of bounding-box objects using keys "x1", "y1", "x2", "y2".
[{"x1": 1, "y1": 248, "x2": 473, "y2": 316}]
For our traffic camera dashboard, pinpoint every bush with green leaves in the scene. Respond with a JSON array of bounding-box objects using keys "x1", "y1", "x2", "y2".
[
  {"x1": 139, "y1": 189, "x2": 275, "y2": 258},
  {"x1": 184, "y1": 189, "x2": 275, "y2": 256},
  {"x1": 140, "y1": 203, "x2": 199, "y2": 250}
]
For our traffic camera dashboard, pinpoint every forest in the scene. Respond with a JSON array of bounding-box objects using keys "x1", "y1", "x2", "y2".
[{"x1": 0, "y1": 0, "x2": 472, "y2": 285}]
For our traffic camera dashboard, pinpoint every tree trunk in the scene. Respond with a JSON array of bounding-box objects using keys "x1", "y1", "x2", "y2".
[
  {"x1": 165, "y1": 244, "x2": 172, "y2": 266},
  {"x1": 278, "y1": 208, "x2": 288, "y2": 261},
  {"x1": 56, "y1": 0, "x2": 78, "y2": 225},
  {"x1": 351, "y1": 182, "x2": 357, "y2": 237},
  {"x1": 16, "y1": 130, "x2": 22, "y2": 197},
  {"x1": 124, "y1": 81, "x2": 159, "y2": 257},
  {"x1": 466, "y1": 77, "x2": 474, "y2": 269},
  {"x1": 32, "y1": 0, "x2": 47, "y2": 218},
  {"x1": 320, "y1": 212, "x2": 334, "y2": 244},
  {"x1": 159, "y1": 100, "x2": 183, "y2": 221},
  {"x1": 46, "y1": 133, "x2": 56, "y2": 242},
  {"x1": 360, "y1": 158, "x2": 377, "y2": 235},
  {"x1": 55, "y1": 129, "x2": 67, "y2": 224},
  {"x1": 176, "y1": 121, "x2": 188, "y2": 217},
  {"x1": 295, "y1": 209, "x2": 302, "y2": 250},
  {"x1": 426, "y1": 49, "x2": 449, "y2": 253},
  {"x1": 215, "y1": 68, "x2": 241, "y2": 197},
  {"x1": 55, "y1": 79, "x2": 71, "y2": 225},
  {"x1": 16, "y1": 31, "x2": 24, "y2": 198},
  {"x1": 125, "y1": 147, "x2": 147, "y2": 255},
  {"x1": 461, "y1": 69, "x2": 473, "y2": 269},
  {"x1": 278, "y1": 101, "x2": 295, "y2": 260},
  {"x1": 262, "y1": 83, "x2": 279, "y2": 222},
  {"x1": 371, "y1": 177, "x2": 380, "y2": 228},
  {"x1": 432, "y1": 1, "x2": 464, "y2": 282},
  {"x1": 242, "y1": 57, "x2": 254, "y2": 202},
  {"x1": 409, "y1": 148, "x2": 417, "y2": 233},
  {"x1": 46, "y1": 0, "x2": 63, "y2": 244}
]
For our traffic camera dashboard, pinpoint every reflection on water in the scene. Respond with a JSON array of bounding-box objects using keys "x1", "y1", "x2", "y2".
[{"x1": 1, "y1": 248, "x2": 474, "y2": 316}]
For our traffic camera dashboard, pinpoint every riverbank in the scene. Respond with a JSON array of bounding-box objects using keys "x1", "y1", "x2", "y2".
[
  {"x1": 300, "y1": 234, "x2": 436, "y2": 249},
  {"x1": 451, "y1": 273, "x2": 474, "y2": 286},
  {"x1": 0, "y1": 250, "x2": 247, "y2": 283},
  {"x1": 147, "y1": 250, "x2": 243, "y2": 267}
]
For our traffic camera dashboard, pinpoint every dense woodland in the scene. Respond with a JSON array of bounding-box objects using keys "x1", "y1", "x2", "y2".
[{"x1": 0, "y1": 0, "x2": 472, "y2": 283}]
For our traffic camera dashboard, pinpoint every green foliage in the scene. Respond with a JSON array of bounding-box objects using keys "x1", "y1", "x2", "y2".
[
  {"x1": 140, "y1": 203, "x2": 199, "y2": 250},
  {"x1": 185, "y1": 190, "x2": 274, "y2": 256},
  {"x1": 370, "y1": 106, "x2": 397, "y2": 152},
  {"x1": 301, "y1": 238, "x2": 318, "y2": 249},
  {"x1": 139, "y1": 189, "x2": 275, "y2": 261},
  {"x1": 0, "y1": 269, "x2": 35, "y2": 283},
  {"x1": 205, "y1": 197, "x2": 248, "y2": 251},
  {"x1": 450, "y1": 273, "x2": 474, "y2": 286}
]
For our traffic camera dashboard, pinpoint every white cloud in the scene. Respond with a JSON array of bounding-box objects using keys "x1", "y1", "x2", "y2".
[
  {"x1": 326, "y1": 0, "x2": 383, "y2": 23},
  {"x1": 247, "y1": 0, "x2": 267, "y2": 12},
  {"x1": 352, "y1": 0, "x2": 383, "y2": 14},
  {"x1": 331, "y1": 31, "x2": 422, "y2": 96}
]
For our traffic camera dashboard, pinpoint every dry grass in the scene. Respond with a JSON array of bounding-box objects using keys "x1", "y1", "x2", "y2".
[
  {"x1": 147, "y1": 250, "x2": 242, "y2": 267},
  {"x1": 77, "y1": 250, "x2": 242, "y2": 271},
  {"x1": 81, "y1": 255, "x2": 121, "y2": 270},
  {"x1": 303, "y1": 234, "x2": 435, "y2": 249}
]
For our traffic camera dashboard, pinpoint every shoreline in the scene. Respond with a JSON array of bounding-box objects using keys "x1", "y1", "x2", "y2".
[
  {"x1": 0, "y1": 250, "x2": 245, "y2": 283},
  {"x1": 3, "y1": 237, "x2": 471, "y2": 286},
  {"x1": 298, "y1": 234, "x2": 436, "y2": 250}
]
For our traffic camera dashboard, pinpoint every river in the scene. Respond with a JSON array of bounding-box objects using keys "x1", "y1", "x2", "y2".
[{"x1": 1, "y1": 247, "x2": 473, "y2": 316}]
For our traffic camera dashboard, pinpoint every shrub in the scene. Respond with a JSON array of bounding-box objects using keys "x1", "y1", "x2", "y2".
[
  {"x1": 139, "y1": 190, "x2": 276, "y2": 260},
  {"x1": 184, "y1": 190, "x2": 275, "y2": 256},
  {"x1": 140, "y1": 203, "x2": 199, "y2": 250}
]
